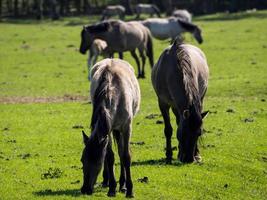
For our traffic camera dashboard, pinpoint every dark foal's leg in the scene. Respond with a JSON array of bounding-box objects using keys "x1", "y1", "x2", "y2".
[
  {"x1": 120, "y1": 125, "x2": 133, "y2": 198},
  {"x1": 113, "y1": 130, "x2": 126, "y2": 192},
  {"x1": 172, "y1": 107, "x2": 185, "y2": 161},
  {"x1": 102, "y1": 157, "x2": 109, "y2": 187},
  {"x1": 138, "y1": 48, "x2": 146, "y2": 78},
  {"x1": 119, "y1": 52, "x2": 123, "y2": 59},
  {"x1": 106, "y1": 138, "x2": 117, "y2": 197},
  {"x1": 159, "y1": 100, "x2": 173, "y2": 164},
  {"x1": 130, "y1": 50, "x2": 141, "y2": 78}
]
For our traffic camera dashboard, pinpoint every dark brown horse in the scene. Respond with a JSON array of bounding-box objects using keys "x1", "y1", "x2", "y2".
[
  {"x1": 81, "y1": 58, "x2": 140, "y2": 197},
  {"x1": 79, "y1": 20, "x2": 154, "y2": 78},
  {"x1": 152, "y1": 40, "x2": 209, "y2": 163}
]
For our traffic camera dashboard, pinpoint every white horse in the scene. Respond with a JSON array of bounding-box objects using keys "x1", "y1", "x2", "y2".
[
  {"x1": 142, "y1": 17, "x2": 203, "y2": 44},
  {"x1": 87, "y1": 39, "x2": 108, "y2": 80},
  {"x1": 172, "y1": 9, "x2": 192, "y2": 22}
]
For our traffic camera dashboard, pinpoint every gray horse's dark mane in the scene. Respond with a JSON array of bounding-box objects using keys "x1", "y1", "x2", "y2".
[
  {"x1": 175, "y1": 42, "x2": 201, "y2": 113},
  {"x1": 90, "y1": 69, "x2": 112, "y2": 133},
  {"x1": 178, "y1": 19, "x2": 198, "y2": 32},
  {"x1": 86, "y1": 21, "x2": 110, "y2": 33}
]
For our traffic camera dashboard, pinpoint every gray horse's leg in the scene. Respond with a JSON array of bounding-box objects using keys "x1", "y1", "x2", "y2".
[
  {"x1": 113, "y1": 130, "x2": 126, "y2": 193},
  {"x1": 138, "y1": 48, "x2": 146, "y2": 78},
  {"x1": 130, "y1": 50, "x2": 141, "y2": 78},
  {"x1": 159, "y1": 100, "x2": 173, "y2": 164},
  {"x1": 120, "y1": 124, "x2": 133, "y2": 198},
  {"x1": 106, "y1": 137, "x2": 117, "y2": 197},
  {"x1": 87, "y1": 53, "x2": 93, "y2": 81}
]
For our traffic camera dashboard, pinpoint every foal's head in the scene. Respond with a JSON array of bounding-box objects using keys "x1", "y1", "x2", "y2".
[
  {"x1": 80, "y1": 130, "x2": 108, "y2": 195},
  {"x1": 177, "y1": 106, "x2": 208, "y2": 163}
]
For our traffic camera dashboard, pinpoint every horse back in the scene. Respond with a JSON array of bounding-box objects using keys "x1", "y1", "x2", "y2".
[
  {"x1": 152, "y1": 44, "x2": 208, "y2": 111},
  {"x1": 91, "y1": 59, "x2": 141, "y2": 129}
]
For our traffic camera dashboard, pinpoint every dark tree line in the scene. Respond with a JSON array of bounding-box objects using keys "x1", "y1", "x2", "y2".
[{"x1": 1, "y1": 0, "x2": 267, "y2": 19}]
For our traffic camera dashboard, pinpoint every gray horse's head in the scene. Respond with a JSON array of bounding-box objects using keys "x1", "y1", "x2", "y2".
[
  {"x1": 192, "y1": 26, "x2": 203, "y2": 44},
  {"x1": 80, "y1": 130, "x2": 107, "y2": 195},
  {"x1": 79, "y1": 26, "x2": 93, "y2": 54},
  {"x1": 177, "y1": 107, "x2": 208, "y2": 163},
  {"x1": 79, "y1": 22, "x2": 111, "y2": 54}
]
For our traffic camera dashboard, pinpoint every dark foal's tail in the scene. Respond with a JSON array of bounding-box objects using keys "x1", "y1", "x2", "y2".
[
  {"x1": 152, "y1": 5, "x2": 161, "y2": 17},
  {"x1": 146, "y1": 32, "x2": 154, "y2": 68}
]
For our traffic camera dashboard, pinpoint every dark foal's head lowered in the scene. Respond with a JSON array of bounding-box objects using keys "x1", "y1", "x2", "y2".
[{"x1": 177, "y1": 105, "x2": 208, "y2": 163}]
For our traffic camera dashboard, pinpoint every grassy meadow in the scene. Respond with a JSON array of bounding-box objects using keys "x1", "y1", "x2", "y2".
[{"x1": 0, "y1": 11, "x2": 267, "y2": 199}]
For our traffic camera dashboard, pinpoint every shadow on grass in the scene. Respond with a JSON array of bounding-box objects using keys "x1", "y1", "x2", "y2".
[
  {"x1": 34, "y1": 189, "x2": 82, "y2": 197},
  {"x1": 196, "y1": 11, "x2": 267, "y2": 21},
  {"x1": 132, "y1": 158, "x2": 183, "y2": 167}
]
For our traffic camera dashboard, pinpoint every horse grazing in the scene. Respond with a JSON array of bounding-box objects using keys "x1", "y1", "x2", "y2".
[
  {"x1": 151, "y1": 40, "x2": 209, "y2": 163},
  {"x1": 142, "y1": 17, "x2": 203, "y2": 44},
  {"x1": 101, "y1": 5, "x2": 126, "y2": 21},
  {"x1": 81, "y1": 58, "x2": 141, "y2": 197},
  {"x1": 172, "y1": 9, "x2": 192, "y2": 22},
  {"x1": 86, "y1": 39, "x2": 108, "y2": 80},
  {"x1": 79, "y1": 20, "x2": 154, "y2": 78},
  {"x1": 135, "y1": 4, "x2": 161, "y2": 19}
]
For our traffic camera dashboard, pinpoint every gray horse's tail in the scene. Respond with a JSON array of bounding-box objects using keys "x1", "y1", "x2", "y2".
[
  {"x1": 152, "y1": 5, "x2": 161, "y2": 17},
  {"x1": 146, "y1": 32, "x2": 154, "y2": 68}
]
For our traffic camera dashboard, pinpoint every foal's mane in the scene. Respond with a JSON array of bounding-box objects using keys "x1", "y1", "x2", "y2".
[
  {"x1": 90, "y1": 68, "x2": 113, "y2": 132},
  {"x1": 178, "y1": 19, "x2": 197, "y2": 32},
  {"x1": 175, "y1": 42, "x2": 201, "y2": 113}
]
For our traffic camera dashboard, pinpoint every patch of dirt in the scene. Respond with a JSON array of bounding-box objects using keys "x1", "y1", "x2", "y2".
[
  {"x1": 41, "y1": 168, "x2": 63, "y2": 179},
  {"x1": 137, "y1": 176, "x2": 148, "y2": 183},
  {"x1": 0, "y1": 95, "x2": 89, "y2": 104}
]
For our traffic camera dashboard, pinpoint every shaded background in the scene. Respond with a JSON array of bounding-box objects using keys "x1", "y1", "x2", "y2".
[{"x1": 1, "y1": 0, "x2": 267, "y2": 19}]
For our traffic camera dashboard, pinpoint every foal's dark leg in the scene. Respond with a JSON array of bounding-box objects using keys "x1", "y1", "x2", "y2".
[
  {"x1": 106, "y1": 138, "x2": 117, "y2": 197},
  {"x1": 138, "y1": 49, "x2": 146, "y2": 78},
  {"x1": 130, "y1": 50, "x2": 141, "y2": 78},
  {"x1": 119, "y1": 52, "x2": 123, "y2": 59},
  {"x1": 113, "y1": 130, "x2": 126, "y2": 192},
  {"x1": 159, "y1": 100, "x2": 173, "y2": 164},
  {"x1": 120, "y1": 125, "x2": 133, "y2": 198},
  {"x1": 102, "y1": 157, "x2": 109, "y2": 187}
]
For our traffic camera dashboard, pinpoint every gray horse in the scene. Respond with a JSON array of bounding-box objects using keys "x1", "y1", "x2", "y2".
[
  {"x1": 172, "y1": 9, "x2": 192, "y2": 22},
  {"x1": 142, "y1": 17, "x2": 203, "y2": 44},
  {"x1": 101, "y1": 5, "x2": 125, "y2": 21},
  {"x1": 135, "y1": 3, "x2": 161, "y2": 19},
  {"x1": 152, "y1": 39, "x2": 209, "y2": 163},
  {"x1": 79, "y1": 20, "x2": 154, "y2": 78},
  {"x1": 81, "y1": 58, "x2": 140, "y2": 197}
]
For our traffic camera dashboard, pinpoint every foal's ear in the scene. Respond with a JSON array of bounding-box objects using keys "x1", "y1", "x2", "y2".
[
  {"x1": 82, "y1": 130, "x2": 89, "y2": 145},
  {"x1": 201, "y1": 111, "x2": 209, "y2": 119}
]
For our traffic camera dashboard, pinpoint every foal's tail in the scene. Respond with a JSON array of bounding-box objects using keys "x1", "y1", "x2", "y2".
[
  {"x1": 152, "y1": 5, "x2": 161, "y2": 17},
  {"x1": 146, "y1": 31, "x2": 154, "y2": 68}
]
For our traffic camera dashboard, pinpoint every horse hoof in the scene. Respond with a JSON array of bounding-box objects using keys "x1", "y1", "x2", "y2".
[
  {"x1": 166, "y1": 158, "x2": 172, "y2": 164},
  {"x1": 137, "y1": 75, "x2": 142, "y2": 79},
  {"x1": 107, "y1": 191, "x2": 116, "y2": 197},
  {"x1": 126, "y1": 193, "x2": 134, "y2": 198}
]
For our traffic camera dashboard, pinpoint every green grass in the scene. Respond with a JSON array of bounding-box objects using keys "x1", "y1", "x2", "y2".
[{"x1": 0, "y1": 11, "x2": 267, "y2": 199}]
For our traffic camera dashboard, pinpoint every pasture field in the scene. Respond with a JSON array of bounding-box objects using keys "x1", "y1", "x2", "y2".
[{"x1": 1, "y1": 11, "x2": 267, "y2": 200}]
